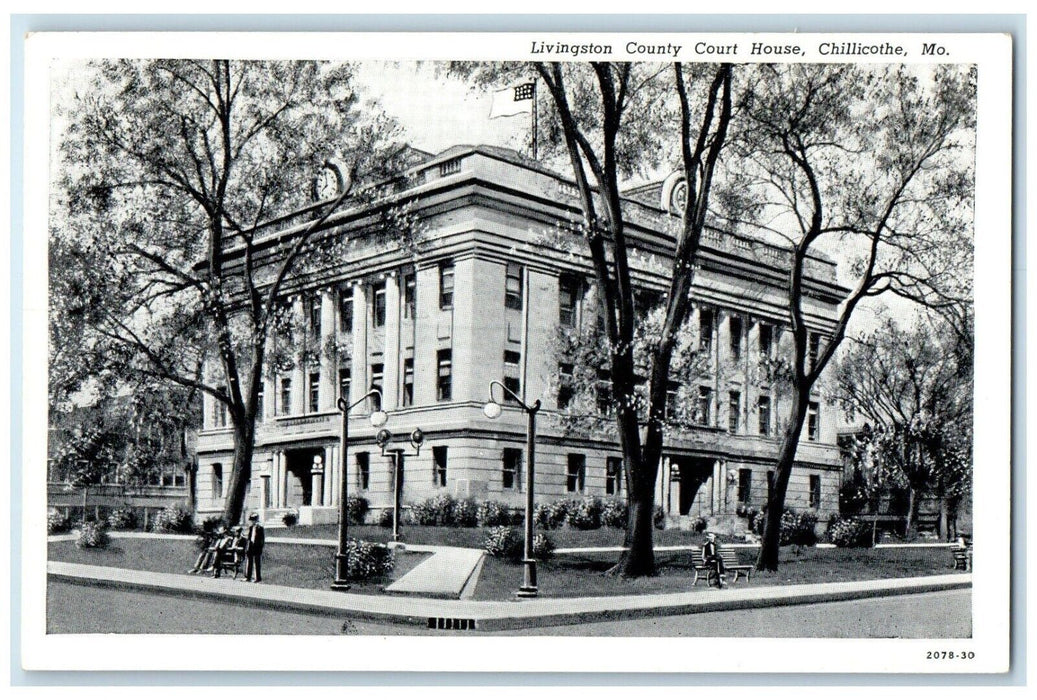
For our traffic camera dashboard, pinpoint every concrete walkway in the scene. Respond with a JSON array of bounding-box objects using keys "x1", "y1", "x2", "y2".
[
  {"x1": 47, "y1": 559, "x2": 970, "y2": 632},
  {"x1": 383, "y1": 544, "x2": 485, "y2": 599}
]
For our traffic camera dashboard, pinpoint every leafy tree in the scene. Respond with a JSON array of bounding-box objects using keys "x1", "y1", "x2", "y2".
[
  {"x1": 733, "y1": 65, "x2": 975, "y2": 569},
  {"x1": 834, "y1": 316, "x2": 972, "y2": 537},
  {"x1": 53, "y1": 59, "x2": 405, "y2": 525},
  {"x1": 452, "y1": 61, "x2": 735, "y2": 576}
]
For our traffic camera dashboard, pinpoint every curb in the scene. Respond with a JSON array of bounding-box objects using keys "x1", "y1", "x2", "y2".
[{"x1": 47, "y1": 561, "x2": 971, "y2": 632}]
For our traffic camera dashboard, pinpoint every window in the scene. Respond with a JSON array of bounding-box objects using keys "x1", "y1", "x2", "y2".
[
  {"x1": 338, "y1": 286, "x2": 353, "y2": 331},
  {"x1": 212, "y1": 464, "x2": 223, "y2": 499},
  {"x1": 256, "y1": 384, "x2": 264, "y2": 422},
  {"x1": 308, "y1": 371, "x2": 320, "y2": 413},
  {"x1": 212, "y1": 392, "x2": 228, "y2": 428},
  {"x1": 503, "y1": 350, "x2": 521, "y2": 402},
  {"x1": 699, "y1": 309, "x2": 714, "y2": 351},
  {"x1": 355, "y1": 452, "x2": 370, "y2": 490},
  {"x1": 439, "y1": 262, "x2": 454, "y2": 309},
  {"x1": 606, "y1": 456, "x2": 623, "y2": 495},
  {"x1": 369, "y1": 364, "x2": 384, "y2": 409},
  {"x1": 596, "y1": 369, "x2": 613, "y2": 417},
  {"x1": 807, "y1": 401, "x2": 820, "y2": 441},
  {"x1": 308, "y1": 294, "x2": 322, "y2": 337},
  {"x1": 437, "y1": 350, "x2": 452, "y2": 401},
  {"x1": 664, "y1": 382, "x2": 680, "y2": 421},
  {"x1": 730, "y1": 316, "x2": 743, "y2": 361},
  {"x1": 279, "y1": 377, "x2": 292, "y2": 416},
  {"x1": 810, "y1": 474, "x2": 822, "y2": 509},
  {"x1": 728, "y1": 391, "x2": 741, "y2": 433},
  {"x1": 767, "y1": 470, "x2": 775, "y2": 502},
  {"x1": 372, "y1": 282, "x2": 387, "y2": 328},
  {"x1": 557, "y1": 363, "x2": 574, "y2": 409},
  {"x1": 759, "y1": 323, "x2": 773, "y2": 359},
  {"x1": 758, "y1": 395, "x2": 771, "y2": 436},
  {"x1": 559, "y1": 275, "x2": 580, "y2": 327},
  {"x1": 338, "y1": 365, "x2": 351, "y2": 403},
  {"x1": 737, "y1": 468, "x2": 751, "y2": 504},
  {"x1": 402, "y1": 358, "x2": 414, "y2": 407},
  {"x1": 505, "y1": 263, "x2": 523, "y2": 310},
  {"x1": 694, "y1": 386, "x2": 712, "y2": 426},
  {"x1": 566, "y1": 454, "x2": 586, "y2": 493},
  {"x1": 502, "y1": 448, "x2": 522, "y2": 490},
  {"x1": 403, "y1": 273, "x2": 416, "y2": 319},
  {"x1": 808, "y1": 333, "x2": 821, "y2": 372},
  {"x1": 433, "y1": 446, "x2": 448, "y2": 487}
]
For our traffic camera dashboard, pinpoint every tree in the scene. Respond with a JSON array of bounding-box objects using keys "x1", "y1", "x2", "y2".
[
  {"x1": 733, "y1": 65, "x2": 975, "y2": 569},
  {"x1": 464, "y1": 61, "x2": 735, "y2": 576},
  {"x1": 834, "y1": 316, "x2": 972, "y2": 537},
  {"x1": 54, "y1": 59, "x2": 405, "y2": 525}
]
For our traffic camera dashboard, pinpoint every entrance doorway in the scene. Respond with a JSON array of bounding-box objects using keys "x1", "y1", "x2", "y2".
[
  {"x1": 284, "y1": 447, "x2": 324, "y2": 507},
  {"x1": 666, "y1": 457, "x2": 713, "y2": 516}
]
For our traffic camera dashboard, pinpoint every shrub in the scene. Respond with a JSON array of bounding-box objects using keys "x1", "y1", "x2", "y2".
[
  {"x1": 827, "y1": 516, "x2": 873, "y2": 548},
  {"x1": 346, "y1": 495, "x2": 369, "y2": 525},
  {"x1": 454, "y1": 497, "x2": 479, "y2": 527},
  {"x1": 344, "y1": 538, "x2": 395, "y2": 580},
  {"x1": 534, "y1": 501, "x2": 565, "y2": 530},
  {"x1": 566, "y1": 496, "x2": 602, "y2": 530},
  {"x1": 153, "y1": 503, "x2": 195, "y2": 534},
  {"x1": 107, "y1": 507, "x2": 138, "y2": 531},
  {"x1": 532, "y1": 532, "x2": 555, "y2": 560},
  {"x1": 600, "y1": 499, "x2": 628, "y2": 528},
  {"x1": 477, "y1": 499, "x2": 513, "y2": 527},
  {"x1": 377, "y1": 507, "x2": 395, "y2": 528},
  {"x1": 653, "y1": 504, "x2": 666, "y2": 529},
  {"x1": 281, "y1": 510, "x2": 299, "y2": 528},
  {"x1": 483, "y1": 526, "x2": 523, "y2": 561},
  {"x1": 76, "y1": 520, "x2": 110, "y2": 549},
  {"x1": 413, "y1": 494, "x2": 457, "y2": 526},
  {"x1": 47, "y1": 509, "x2": 72, "y2": 535},
  {"x1": 690, "y1": 515, "x2": 708, "y2": 533}
]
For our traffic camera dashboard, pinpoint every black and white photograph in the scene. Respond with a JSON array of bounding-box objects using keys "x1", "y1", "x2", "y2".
[{"x1": 19, "y1": 29, "x2": 1013, "y2": 674}]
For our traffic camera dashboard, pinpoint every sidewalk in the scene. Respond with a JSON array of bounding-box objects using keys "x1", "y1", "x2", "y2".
[{"x1": 47, "y1": 559, "x2": 970, "y2": 632}]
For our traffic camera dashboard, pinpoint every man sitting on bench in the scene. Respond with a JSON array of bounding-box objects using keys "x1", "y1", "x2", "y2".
[
  {"x1": 704, "y1": 532, "x2": 727, "y2": 588},
  {"x1": 213, "y1": 526, "x2": 247, "y2": 579},
  {"x1": 189, "y1": 525, "x2": 226, "y2": 574}
]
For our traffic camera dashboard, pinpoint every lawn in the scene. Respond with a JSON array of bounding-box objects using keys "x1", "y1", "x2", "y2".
[
  {"x1": 49, "y1": 525, "x2": 959, "y2": 601},
  {"x1": 47, "y1": 536, "x2": 430, "y2": 595}
]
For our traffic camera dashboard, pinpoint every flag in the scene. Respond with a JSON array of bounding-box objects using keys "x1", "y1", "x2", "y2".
[{"x1": 489, "y1": 82, "x2": 535, "y2": 118}]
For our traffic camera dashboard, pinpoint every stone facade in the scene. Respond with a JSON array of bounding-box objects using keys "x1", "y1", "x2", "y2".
[{"x1": 195, "y1": 145, "x2": 846, "y2": 532}]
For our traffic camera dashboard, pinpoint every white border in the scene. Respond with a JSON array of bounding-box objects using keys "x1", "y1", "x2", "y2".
[{"x1": 21, "y1": 31, "x2": 1013, "y2": 674}]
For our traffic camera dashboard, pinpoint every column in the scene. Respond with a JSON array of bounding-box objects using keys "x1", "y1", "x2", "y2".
[
  {"x1": 291, "y1": 296, "x2": 306, "y2": 415},
  {"x1": 326, "y1": 445, "x2": 338, "y2": 507},
  {"x1": 350, "y1": 283, "x2": 369, "y2": 408},
  {"x1": 320, "y1": 288, "x2": 337, "y2": 410},
  {"x1": 382, "y1": 272, "x2": 401, "y2": 410},
  {"x1": 311, "y1": 455, "x2": 324, "y2": 507},
  {"x1": 260, "y1": 476, "x2": 270, "y2": 519}
]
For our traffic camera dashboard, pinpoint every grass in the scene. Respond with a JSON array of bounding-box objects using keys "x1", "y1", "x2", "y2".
[
  {"x1": 49, "y1": 525, "x2": 960, "y2": 601},
  {"x1": 47, "y1": 536, "x2": 429, "y2": 595}
]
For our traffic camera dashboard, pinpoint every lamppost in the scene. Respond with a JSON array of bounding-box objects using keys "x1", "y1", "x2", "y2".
[
  {"x1": 483, "y1": 380, "x2": 541, "y2": 598},
  {"x1": 331, "y1": 389, "x2": 387, "y2": 591},
  {"x1": 376, "y1": 427, "x2": 425, "y2": 544}
]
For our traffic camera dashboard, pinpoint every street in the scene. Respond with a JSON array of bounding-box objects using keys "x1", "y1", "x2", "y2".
[{"x1": 47, "y1": 581, "x2": 970, "y2": 638}]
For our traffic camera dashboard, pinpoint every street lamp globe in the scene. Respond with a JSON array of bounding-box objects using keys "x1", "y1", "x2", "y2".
[
  {"x1": 483, "y1": 401, "x2": 503, "y2": 420},
  {"x1": 370, "y1": 410, "x2": 388, "y2": 428}
]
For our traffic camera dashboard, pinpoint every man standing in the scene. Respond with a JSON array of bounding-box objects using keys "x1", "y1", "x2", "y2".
[
  {"x1": 703, "y1": 532, "x2": 726, "y2": 588},
  {"x1": 245, "y1": 513, "x2": 265, "y2": 583}
]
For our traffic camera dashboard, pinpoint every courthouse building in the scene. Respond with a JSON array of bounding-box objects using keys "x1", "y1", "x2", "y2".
[{"x1": 195, "y1": 145, "x2": 846, "y2": 530}]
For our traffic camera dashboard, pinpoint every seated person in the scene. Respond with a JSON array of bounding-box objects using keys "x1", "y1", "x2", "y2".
[
  {"x1": 210, "y1": 527, "x2": 238, "y2": 578},
  {"x1": 189, "y1": 525, "x2": 226, "y2": 574},
  {"x1": 703, "y1": 532, "x2": 726, "y2": 587}
]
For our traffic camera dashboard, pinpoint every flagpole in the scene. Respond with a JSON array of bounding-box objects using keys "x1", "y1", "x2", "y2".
[{"x1": 531, "y1": 78, "x2": 538, "y2": 161}]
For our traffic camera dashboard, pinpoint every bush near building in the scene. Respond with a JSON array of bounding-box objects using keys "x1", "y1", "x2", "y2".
[
  {"x1": 826, "y1": 515, "x2": 874, "y2": 548},
  {"x1": 152, "y1": 503, "x2": 195, "y2": 534},
  {"x1": 344, "y1": 538, "x2": 395, "y2": 580},
  {"x1": 76, "y1": 521, "x2": 110, "y2": 549}
]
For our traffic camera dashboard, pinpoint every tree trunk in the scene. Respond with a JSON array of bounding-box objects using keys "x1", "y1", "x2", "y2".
[
  {"x1": 621, "y1": 491, "x2": 657, "y2": 576},
  {"x1": 905, "y1": 486, "x2": 918, "y2": 538},
  {"x1": 756, "y1": 388, "x2": 810, "y2": 571},
  {"x1": 221, "y1": 421, "x2": 256, "y2": 526}
]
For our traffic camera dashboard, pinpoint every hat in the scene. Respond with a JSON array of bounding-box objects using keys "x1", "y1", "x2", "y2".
[
  {"x1": 705, "y1": 531, "x2": 717, "y2": 538},
  {"x1": 232, "y1": 526, "x2": 243, "y2": 534},
  {"x1": 248, "y1": 513, "x2": 259, "y2": 521}
]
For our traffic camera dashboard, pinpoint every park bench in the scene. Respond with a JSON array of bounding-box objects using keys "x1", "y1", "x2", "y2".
[
  {"x1": 951, "y1": 541, "x2": 973, "y2": 572},
  {"x1": 214, "y1": 543, "x2": 246, "y2": 579},
  {"x1": 692, "y1": 545, "x2": 754, "y2": 586}
]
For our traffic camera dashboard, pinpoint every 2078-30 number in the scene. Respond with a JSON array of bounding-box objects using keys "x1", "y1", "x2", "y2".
[{"x1": 927, "y1": 651, "x2": 975, "y2": 660}]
